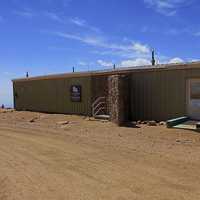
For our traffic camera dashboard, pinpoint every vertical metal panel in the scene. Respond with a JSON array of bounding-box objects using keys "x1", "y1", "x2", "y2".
[
  {"x1": 13, "y1": 76, "x2": 92, "y2": 115},
  {"x1": 62, "y1": 76, "x2": 92, "y2": 115},
  {"x1": 131, "y1": 68, "x2": 199, "y2": 121}
]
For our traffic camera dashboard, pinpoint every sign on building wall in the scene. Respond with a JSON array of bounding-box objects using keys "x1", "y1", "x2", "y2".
[{"x1": 71, "y1": 85, "x2": 82, "y2": 102}]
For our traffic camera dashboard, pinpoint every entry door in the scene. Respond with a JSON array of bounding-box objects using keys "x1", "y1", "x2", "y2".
[{"x1": 188, "y1": 79, "x2": 200, "y2": 120}]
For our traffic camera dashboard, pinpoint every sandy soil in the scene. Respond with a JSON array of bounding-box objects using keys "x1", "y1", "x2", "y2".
[{"x1": 0, "y1": 110, "x2": 200, "y2": 199}]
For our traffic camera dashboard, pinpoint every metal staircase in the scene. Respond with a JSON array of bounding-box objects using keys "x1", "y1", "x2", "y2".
[{"x1": 92, "y1": 97, "x2": 110, "y2": 120}]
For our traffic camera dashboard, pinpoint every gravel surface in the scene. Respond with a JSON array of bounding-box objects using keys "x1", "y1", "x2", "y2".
[{"x1": 0, "y1": 110, "x2": 200, "y2": 199}]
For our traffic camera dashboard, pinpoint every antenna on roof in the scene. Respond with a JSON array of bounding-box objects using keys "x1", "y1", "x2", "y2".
[
  {"x1": 73, "y1": 67, "x2": 75, "y2": 73},
  {"x1": 151, "y1": 49, "x2": 156, "y2": 66},
  {"x1": 26, "y1": 72, "x2": 29, "y2": 78}
]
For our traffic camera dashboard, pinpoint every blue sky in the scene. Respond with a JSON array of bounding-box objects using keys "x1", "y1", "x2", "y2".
[{"x1": 1, "y1": 0, "x2": 200, "y2": 106}]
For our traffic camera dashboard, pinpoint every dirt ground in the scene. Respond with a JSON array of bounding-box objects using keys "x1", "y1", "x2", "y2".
[{"x1": 0, "y1": 109, "x2": 200, "y2": 200}]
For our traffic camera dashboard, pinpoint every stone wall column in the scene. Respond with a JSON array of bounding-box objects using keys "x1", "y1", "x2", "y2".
[{"x1": 108, "y1": 75, "x2": 130, "y2": 126}]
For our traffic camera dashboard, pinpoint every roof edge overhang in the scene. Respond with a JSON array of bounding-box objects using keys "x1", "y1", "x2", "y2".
[{"x1": 12, "y1": 61, "x2": 200, "y2": 83}]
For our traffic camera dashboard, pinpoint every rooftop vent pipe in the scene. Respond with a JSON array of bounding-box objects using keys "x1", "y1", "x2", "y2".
[{"x1": 152, "y1": 49, "x2": 156, "y2": 66}]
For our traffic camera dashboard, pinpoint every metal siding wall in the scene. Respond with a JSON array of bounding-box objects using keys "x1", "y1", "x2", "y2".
[
  {"x1": 62, "y1": 77, "x2": 92, "y2": 115},
  {"x1": 14, "y1": 82, "x2": 27, "y2": 110},
  {"x1": 14, "y1": 76, "x2": 92, "y2": 115},
  {"x1": 56, "y1": 79, "x2": 65, "y2": 114},
  {"x1": 22, "y1": 79, "x2": 58, "y2": 112},
  {"x1": 131, "y1": 69, "x2": 188, "y2": 121},
  {"x1": 13, "y1": 67, "x2": 200, "y2": 119}
]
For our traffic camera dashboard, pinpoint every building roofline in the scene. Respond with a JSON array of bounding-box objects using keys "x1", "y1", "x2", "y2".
[{"x1": 12, "y1": 61, "x2": 200, "y2": 82}]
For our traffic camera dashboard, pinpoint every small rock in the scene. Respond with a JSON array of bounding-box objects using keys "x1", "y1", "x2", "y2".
[
  {"x1": 132, "y1": 121, "x2": 137, "y2": 126},
  {"x1": 29, "y1": 117, "x2": 38, "y2": 123},
  {"x1": 148, "y1": 121, "x2": 157, "y2": 126},
  {"x1": 60, "y1": 125, "x2": 70, "y2": 129},
  {"x1": 85, "y1": 117, "x2": 91, "y2": 121},
  {"x1": 159, "y1": 121, "x2": 166, "y2": 126},
  {"x1": 56, "y1": 121, "x2": 70, "y2": 126},
  {"x1": 101, "y1": 120, "x2": 109, "y2": 123}
]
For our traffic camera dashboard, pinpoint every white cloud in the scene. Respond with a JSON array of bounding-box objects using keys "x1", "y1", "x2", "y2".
[
  {"x1": 44, "y1": 13, "x2": 100, "y2": 33},
  {"x1": 54, "y1": 32, "x2": 105, "y2": 47},
  {"x1": 194, "y1": 32, "x2": 200, "y2": 37},
  {"x1": 13, "y1": 9, "x2": 35, "y2": 18},
  {"x1": 69, "y1": 17, "x2": 101, "y2": 33},
  {"x1": 3, "y1": 72, "x2": 13, "y2": 76},
  {"x1": 120, "y1": 58, "x2": 151, "y2": 67},
  {"x1": 133, "y1": 43, "x2": 150, "y2": 54},
  {"x1": 53, "y1": 32, "x2": 151, "y2": 59},
  {"x1": 70, "y1": 17, "x2": 86, "y2": 27},
  {"x1": 144, "y1": 0, "x2": 193, "y2": 16},
  {"x1": 119, "y1": 57, "x2": 185, "y2": 68},
  {"x1": 44, "y1": 12, "x2": 65, "y2": 23},
  {"x1": 169, "y1": 57, "x2": 184, "y2": 63},
  {"x1": 78, "y1": 61, "x2": 95, "y2": 67},
  {"x1": 97, "y1": 60, "x2": 113, "y2": 67},
  {"x1": 78, "y1": 61, "x2": 88, "y2": 66},
  {"x1": 0, "y1": 76, "x2": 13, "y2": 107},
  {"x1": 191, "y1": 59, "x2": 199, "y2": 62}
]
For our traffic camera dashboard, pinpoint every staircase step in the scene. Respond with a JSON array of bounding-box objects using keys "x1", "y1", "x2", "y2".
[{"x1": 94, "y1": 115, "x2": 110, "y2": 120}]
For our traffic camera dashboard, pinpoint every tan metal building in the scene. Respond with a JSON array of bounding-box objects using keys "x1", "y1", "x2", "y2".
[{"x1": 12, "y1": 62, "x2": 200, "y2": 121}]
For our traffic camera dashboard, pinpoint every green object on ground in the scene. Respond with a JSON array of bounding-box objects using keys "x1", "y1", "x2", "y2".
[{"x1": 167, "y1": 116, "x2": 189, "y2": 128}]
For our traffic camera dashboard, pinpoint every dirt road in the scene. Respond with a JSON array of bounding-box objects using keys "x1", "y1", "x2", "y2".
[{"x1": 0, "y1": 111, "x2": 200, "y2": 199}]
